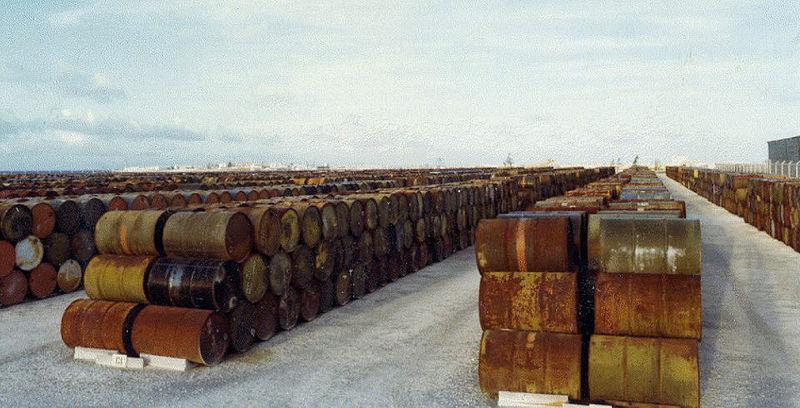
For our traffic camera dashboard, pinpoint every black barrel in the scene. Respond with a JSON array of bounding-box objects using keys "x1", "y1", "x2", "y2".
[
  {"x1": 146, "y1": 257, "x2": 238, "y2": 311},
  {"x1": 0, "y1": 203, "x2": 32, "y2": 241}
]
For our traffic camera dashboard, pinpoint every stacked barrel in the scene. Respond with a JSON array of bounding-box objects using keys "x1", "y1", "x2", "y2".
[
  {"x1": 476, "y1": 168, "x2": 702, "y2": 407},
  {"x1": 0, "y1": 199, "x2": 87, "y2": 307},
  {"x1": 59, "y1": 167, "x2": 613, "y2": 367},
  {"x1": 668, "y1": 166, "x2": 800, "y2": 253},
  {"x1": 588, "y1": 169, "x2": 701, "y2": 408}
]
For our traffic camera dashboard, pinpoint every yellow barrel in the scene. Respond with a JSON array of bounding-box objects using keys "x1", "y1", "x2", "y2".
[
  {"x1": 94, "y1": 210, "x2": 172, "y2": 256},
  {"x1": 589, "y1": 335, "x2": 699, "y2": 408},
  {"x1": 588, "y1": 217, "x2": 701, "y2": 275},
  {"x1": 84, "y1": 254, "x2": 154, "y2": 303},
  {"x1": 239, "y1": 254, "x2": 268, "y2": 303},
  {"x1": 479, "y1": 329, "x2": 581, "y2": 399},
  {"x1": 479, "y1": 272, "x2": 577, "y2": 333},
  {"x1": 162, "y1": 210, "x2": 253, "y2": 262}
]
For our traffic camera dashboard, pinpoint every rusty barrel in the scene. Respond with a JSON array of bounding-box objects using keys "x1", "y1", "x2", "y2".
[
  {"x1": 70, "y1": 229, "x2": 96, "y2": 262},
  {"x1": 57, "y1": 259, "x2": 83, "y2": 293},
  {"x1": 0, "y1": 203, "x2": 32, "y2": 241},
  {"x1": 589, "y1": 335, "x2": 699, "y2": 408},
  {"x1": 146, "y1": 257, "x2": 237, "y2": 311},
  {"x1": 479, "y1": 329, "x2": 582, "y2": 399},
  {"x1": 595, "y1": 273, "x2": 701, "y2": 339},
  {"x1": 351, "y1": 263, "x2": 367, "y2": 299},
  {"x1": 0, "y1": 270, "x2": 28, "y2": 306},
  {"x1": 78, "y1": 196, "x2": 107, "y2": 231},
  {"x1": 318, "y1": 276, "x2": 335, "y2": 313},
  {"x1": 44, "y1": 232, "x2": 71, "y2": 266},
  {"x1": 130, "y1": 305, "x2": 229, "y2": 366},
  {"x1": 312, "y1": 201, "x2": 339, "y2": 241},
  {"x1": 253, "y1": 292, "x2": 278, "y2": 341},
  {"x1": 475, "y1": 218, "x2": 575, "y2": 273},
  {"x1": 269, "y1": 250, "x2": 292, "y2": 297},
  {"x1": 278, "y1": 287, "x2": 300, "y2": 330},
  {"x1": 314, "y1": 241, "x2": 334, "y2": 281},
  {"x1": 15, "y1": 235, "x2": 43, "y2": 271},
  {"x1": 105, "y1": 195, "x2": 128, "y2": 211},
  {"x1": 291, "y1": 245, "x2": 314, "y2": 289},
  {"x1": 479, "y1": 272, "x2": 577, "y2": 333},
  {"x1": 588, "y1": 217, "x2": 702, "y2": 274},
  {"x1": 51, "y1": 199, "x2": 81, "y2": 235},
  {"x1": 23, "y1": 201, "x2": 56, "y2": 238},
  {"x1": 84, "y1": 255, "x2": 155, "y2": 303},
  {"x1": 162, "y1": 210, "x2": 252, "y2": 262},
  {"x1": 274, "y1": 206, "x2": 301, "y2": 253},
  {"x1": 292, "y1": 202, "x2": 322, "y2": 248},
  {"x1": 28, "y1": 262, "x2": 57, "y2": 299},
  {"x1": 0, "y1": 240, "x2": 14, "y2": 278},
  {"x1": 60, "y1": 299, "x2": 143, "y2": 354},
  {"x1": 334, "y1": 268, "x2": 351, "y2": 306},
  {"x1": 95, "y1": 210, "x2": 172, "y2": 256},
  {"x1": 300, "y1": 285, "x2": 321, "y2": 322},
  {"x1": 227, "y1": 301, "x2": 256, "y2": 353},
  {"x1": 499, "y1": 211, "x2": 587, "y2": 266},
  {"x1": 239, "y1": 254, "x2": 268, "y2": 303},
  {"x1": 235, "y1": 207, "x2": 280, "y2": 257}
]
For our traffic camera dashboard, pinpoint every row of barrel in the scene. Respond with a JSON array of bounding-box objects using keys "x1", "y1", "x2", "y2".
[
  {"x1": 0, "y1": 166, "x2": 572, "y2": 199},
  {"x1": 475, "y1": 167, "x2": 702, "y2": 407},
  {"x1": 59, "y1": 168, "x2": 614, "y2": 365},
  {"x1": 667, "y1": 166, "x2": 800, "y2": 253},
  {"x1": 0, "y1": 166, "x2": 613, "y2": 308}
]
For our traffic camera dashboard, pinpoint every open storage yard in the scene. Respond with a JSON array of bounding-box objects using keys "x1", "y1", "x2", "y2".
[{"x1": 0, "y1": 173, "x2": 797, "y2": 407}]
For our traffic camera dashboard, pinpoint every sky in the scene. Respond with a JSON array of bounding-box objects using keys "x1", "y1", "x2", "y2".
[{"x1": 0, "y1": 1, "x2": 798, "y2": 170}]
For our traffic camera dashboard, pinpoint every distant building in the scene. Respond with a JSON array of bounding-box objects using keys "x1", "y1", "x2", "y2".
[{"x1": 768, "y1": 136, "x2": 800, "y2": 162}]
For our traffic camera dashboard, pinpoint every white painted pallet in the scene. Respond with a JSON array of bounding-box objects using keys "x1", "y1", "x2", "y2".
[
  {"x1": 497, "y1": 391, "x2": 611, "y2": 408},
  {"x1": 73, "y1": 347, "x2": 194, "y2": 372}
]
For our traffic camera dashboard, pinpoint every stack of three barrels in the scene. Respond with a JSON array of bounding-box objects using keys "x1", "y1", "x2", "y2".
[
  {"x1": 0, "y1": 199, "x2": 88, "y2": 307},
  {"x1": 61, "y1": 209, "x2": 254, "y2": 366},
  {"x1": 475, "y1": 213, "x2": 588, "y2": 401},
  {"x1": 586, "y1": 171, "x2": 702, "y2": 408}
]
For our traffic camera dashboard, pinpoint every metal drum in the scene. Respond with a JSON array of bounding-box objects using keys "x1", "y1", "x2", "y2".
[
  {"x1": 475, "y1": 218, "x2": 575, "y2": 273},
  {"x1": 479, "y1": 329, "x2": 582, "y2": 400},
  {"x1": 60, "y1": 299, "x2": 143, "y2": 354},
  {"x1": 162, "y1": 211, "x2": 252, "y2": 262},
  {"x1": 84, "y1": 255, "x2": 155, "y2": 304},
  {"x1": 589, "y1": 335, "x2": 700, "y2": 408},
  {"x1": 479, "y1": 272, "x2": 578, "y2": 333},
  {"x1": 130, "y1": 305, "x2": 229, "y2": 366},
  {"x1": 94, "y1": 210, "x2": 172, "y2": 256},
  {"x1": 146, "y1": 257, "x2": 238, "y2": 311}
]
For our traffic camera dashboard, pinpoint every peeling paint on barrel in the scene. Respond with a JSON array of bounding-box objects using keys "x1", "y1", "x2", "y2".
[{"x1": 479, "y1": 272, "x2": 578, "y2": 333}]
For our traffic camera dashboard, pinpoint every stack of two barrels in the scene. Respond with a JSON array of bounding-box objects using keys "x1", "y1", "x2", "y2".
[
  {"x1": 586, "y1": 171, "x2": 702, "y2": 408},
  {"x1": 0, "y1": 199, "x2": 90, "y2": 307},
  {"x1": 61, "y1": 209, "x2": 255, "y2": 366}
]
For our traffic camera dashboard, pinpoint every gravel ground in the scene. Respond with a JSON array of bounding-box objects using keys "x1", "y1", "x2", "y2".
[{"x1": 1, "y1": 176, "x2": 798, "y2": 407}]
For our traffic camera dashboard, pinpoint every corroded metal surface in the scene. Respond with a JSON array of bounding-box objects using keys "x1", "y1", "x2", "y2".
[
  {"x1": 60, "y1": 299, "x2": 141, "y2": 354},
  {"x1": 27, "y1": 262, "x2": 57, "y2": 299},
  {"x1": 162, "y1": 210, "x2": 252, "y2": 262},
  {"x1": 94, "y1": 210, "x2": 172, "y2": 256},
  {"x1": 253, "y1": 291, "x2": 278, "y2": 341},
  {"x1": 589, "y1": 335, "x2": 699, "y2": 408},
  {"x1": 24, "y1": 201, "x2": 56, "y2": 238},
  {"x1": 147, "y1": 257, "x2": 237, "y2": 311},
  {"x1": 43, "y1": 232, "x2": 71, "y2": 266},
  {"x1": 239, "y1": 253, "x2": 268, "y2": 303},
  {"x1": 0, "y1": 240, "x2": 15, "y2": 278},
  {"x1": 130, "y1": 305, "x2": 229, "y2": 365},
  {"x1": 479, "y1": 271, "x2": 578, "y2": 333},
  {"x1": 588, "y1": 217, "x2": 701, "y2": 275},
  {"x1": 0, "y1": 203, "x2": 32, "y2": 241},
  {"x1": 84, "y1": 254, "x2": 154, "y2": 304},
  {"x1": 594, "y1": 273, "x2": 701, "y2": 339},
  {"x1": 268, "y1": 250, "x2": 292, "y2": 297},
  {"x1": 0, "y1": 270, "x2": 28, "y2": 306},
  {"x1": 15, "y1": 235, "x2": 43, "y2": 271},
  {"x1": 227, "y1": 301, "x2": 256, "y2": 353},
  {"x1": 479, "y1": 329, "x2": 582, "y2": 399},
  {"x1": 57, "y1": 259, "x2": 83, "y2": 293},
  {"x1": 475, "y1": 218, "x2": 574, "y2": 273}
]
